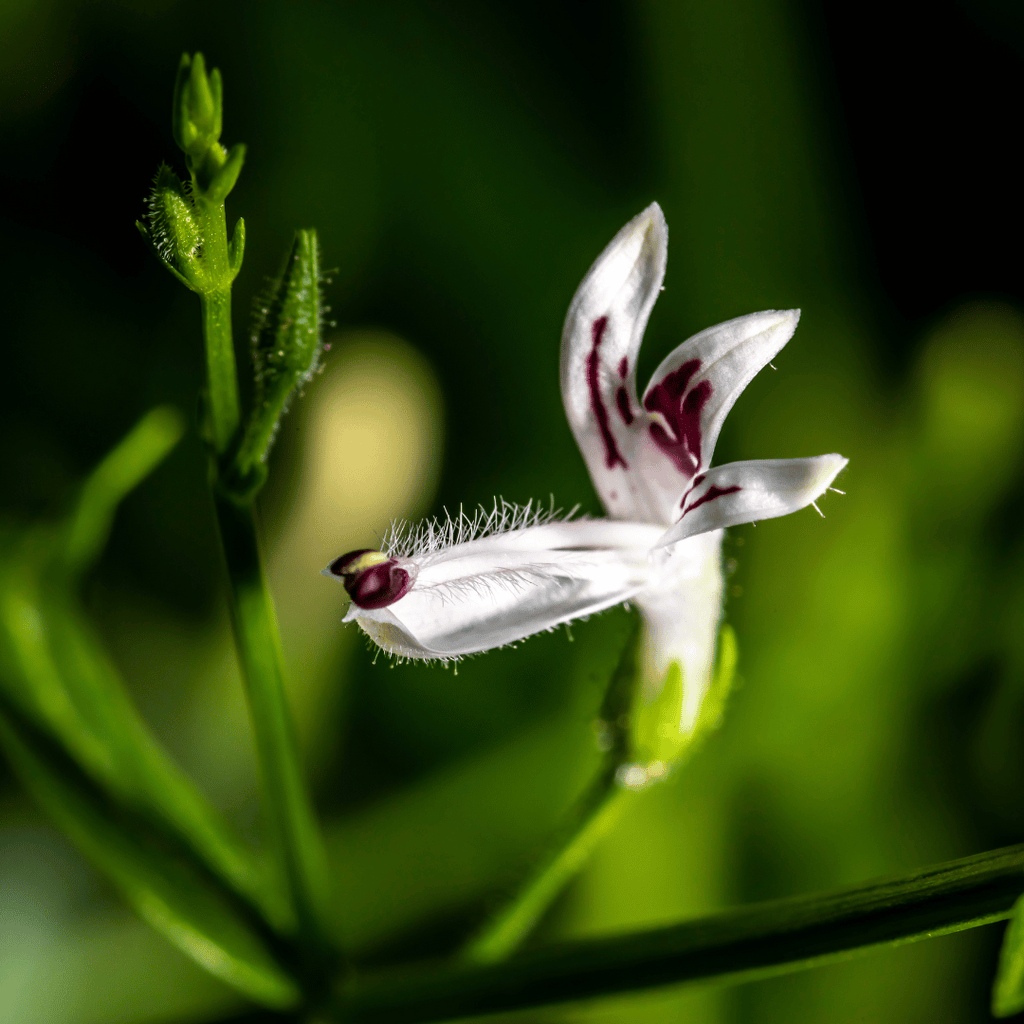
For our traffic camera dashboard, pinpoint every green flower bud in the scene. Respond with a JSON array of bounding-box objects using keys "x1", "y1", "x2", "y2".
[
  {"x1": 172, "y1": 52, "x2": 223, "y2": 161},
  {"x1": 232, "y1": 230, "x2": 325, "y2": 492},
  {"x1": 139, "y1": 165, "x2": 200, "y2": 289},
  {"x1": 171, "y1": 52, "x2": 239, "y2": 193}
]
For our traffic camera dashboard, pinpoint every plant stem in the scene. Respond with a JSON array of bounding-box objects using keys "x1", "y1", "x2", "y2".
[
  {"x1": 201, "y1": 286, "x2": 240, "y2": 455},
  {"x1": 194, "y1": 193, "x2": 335, "y2": 981},
  {"x1": 336, "y1": 843, "x2": 1024, "y2": 1023},
  {"x1": 196, "y1": 197, "x2": 240, "y2": 458},
  {"x1": 464, "y1": 762, "x2": 630, "y2": 963},
  {"x1": 214, "y1": 495, "x2": 334, "y2": 971}
]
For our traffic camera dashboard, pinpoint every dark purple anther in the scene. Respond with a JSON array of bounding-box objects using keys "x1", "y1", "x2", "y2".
[
  {"x1": 587, "y1": 316, "x2": 628, "y2": 470},
  {"x1": 327, "y1": 549, "x2": 412, "y2": 609},
  {"x1": 643, "y1": 359, "x2": 711, "y2": 479}
]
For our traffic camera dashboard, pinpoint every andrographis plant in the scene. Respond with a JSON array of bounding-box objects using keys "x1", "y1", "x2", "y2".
[{"x1": 1, "y1": 52, "x2": 1023, "y2": 1024}]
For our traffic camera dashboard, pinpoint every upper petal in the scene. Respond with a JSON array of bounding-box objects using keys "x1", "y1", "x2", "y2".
[
  {"x1": 560, "y1": 204, "x2": 667, "y2": 521},
  {"x1": 655, "y1": 454, "x2": 848, "y2": 547},
  {"x1": 640, "y1": 309, "x2": 800, "y2": 490}
]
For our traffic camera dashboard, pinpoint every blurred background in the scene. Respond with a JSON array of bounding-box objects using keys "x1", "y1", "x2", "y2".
[{"x1": 2, "y1": 0, "x2": 1024, "y2": 1020}]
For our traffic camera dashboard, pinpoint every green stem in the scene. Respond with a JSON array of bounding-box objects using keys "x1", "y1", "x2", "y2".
[
  {"x1": 193, "y1": 190, "x2": 333, "y2": 978},
  {"x1": 464, "y1": 762, "x2": 631, "y2": 963},
  {"x1": 201, "y1": 286, "x2": 240, "y2": 455},
  {"x1": 214, "y1": 495, "x2": 334, "y2": 973},
  {"x1": 336, "y1": 844, "x2": 1024, "y2": 1023}
]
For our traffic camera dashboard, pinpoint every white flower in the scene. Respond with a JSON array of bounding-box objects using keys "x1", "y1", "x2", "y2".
[{"x1": 326, "y1": 203, "x2": 846, "y2": 737}]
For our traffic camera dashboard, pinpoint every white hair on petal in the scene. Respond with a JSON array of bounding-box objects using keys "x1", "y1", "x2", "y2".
[{"x1": 380, "y1": 497, "x2": 579, "y2": 559}]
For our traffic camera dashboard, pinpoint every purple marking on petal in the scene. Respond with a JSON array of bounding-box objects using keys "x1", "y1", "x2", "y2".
[
  {"x1": 615, "y1": 386, "x2": 635, "y2": 425},
  {"x1": 329, "y1": 550, "x2": 412, "y2": 609},
  {"x1": 681, "y1": 484, "x2": 741, "y2": 516},
  {"x1": 617, "y1": 357, "x2": 628, "y2": 378},
  {"x1": 587, "y1": 316, "x2": 628, "y2": 470},
  {"x1": 643, "y1": 359, "x2": 711, "y2": 480}
]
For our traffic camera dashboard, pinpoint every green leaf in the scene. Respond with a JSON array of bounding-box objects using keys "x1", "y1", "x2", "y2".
[
  {"x1": 63, "y1": 405, "x2": 185, "y2": 576},
  {"x1": 207, "y1": 143, "x2": 246, "y2": 204},
  {"x1": 0, "y1": 693, "x2": 300, "y2": 1009},
  {"x1": 0, "y1": 408, "x2": 290, "y2": 947},
  {"x1": 993, "y1": 894, "x2": 1024, "y2": 1016},
  {"x1": 229, "y1": 216, "x2": 246, "y2": 278},
  {"x1": 339, "y1": 844, "x2": 1024, "y2": 1023}
]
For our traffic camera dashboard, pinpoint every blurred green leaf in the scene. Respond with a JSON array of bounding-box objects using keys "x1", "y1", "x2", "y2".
[
  {"x1": 0, "y1": 408, "x2": 296, "y2": 995},
  {"x1": 993, "y1": 894, "x2": 1024, "y2": 1017},
  {"x1": 0, "y1": 693, "x2": 300, "y2": 1009},
  {"x1": 63, "y1": 405, "x2": 186, "y2": 577}
]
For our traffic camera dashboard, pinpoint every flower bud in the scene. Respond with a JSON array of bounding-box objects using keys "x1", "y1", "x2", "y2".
[
  {"x1": 233, "y1": 230, "x2": 324, "y2": 485},
  {"x1": 139, "y1": 165, "x2": 200, "y2": 288},
  {"x1": 172, "y1": 52, "x2": 223, "y2": 162}
]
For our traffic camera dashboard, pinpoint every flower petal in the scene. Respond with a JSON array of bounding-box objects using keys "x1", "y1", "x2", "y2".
[
  {"x1": 655, "y1": 454, "x2": 848, "y2": 547},
  {"x1": 635, "y1": 310, "x2": 801, "y2": 522},
  {"x1": 339, "y1": 520, "x2": 666, "y2": 659},
  {"x1": 561, "y1": 203, "x2": 667, "y2": 520}
]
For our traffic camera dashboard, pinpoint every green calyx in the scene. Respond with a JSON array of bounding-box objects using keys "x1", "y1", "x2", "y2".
[
  {"x1": 630, "y1": 661, "x2": 688, "y2": 766},
  {"x1": 625, "y1": 624, "x2": 739, "y2": 784}
]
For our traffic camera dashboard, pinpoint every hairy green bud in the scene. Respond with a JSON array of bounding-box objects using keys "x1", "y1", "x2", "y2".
[
  {"x1": 139, "y1": 165, "x2": 200, "y2": 289},
  {"x1": 232, "y1": 230, "x2": 325, "y2": 491}
]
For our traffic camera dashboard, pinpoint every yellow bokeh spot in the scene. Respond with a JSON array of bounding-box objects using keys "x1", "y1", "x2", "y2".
[{"x1": 267, "y1": 329, "x2": 443, "y2": 759}]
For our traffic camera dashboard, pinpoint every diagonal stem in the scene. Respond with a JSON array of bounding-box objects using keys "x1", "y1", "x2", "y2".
[
  {"x1": 335, "y1": 843, "x2": 1024, "y2": 1023},
  {"x1": 214, "y1": 494, "x2": 335, "y2": 979},
  {"x1": 463, "y1": 619, "x2": 644, "y2": 964},
  {"x1": 462, "y1": 760, "x2": 630, "y2": 964}
]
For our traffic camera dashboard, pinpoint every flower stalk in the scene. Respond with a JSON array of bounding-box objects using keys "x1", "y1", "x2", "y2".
[{"x1": 140, "y1": 51, "x2": 336, "y2": 982}]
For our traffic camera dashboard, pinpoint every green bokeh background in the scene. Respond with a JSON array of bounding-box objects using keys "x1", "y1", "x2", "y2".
[{"x1": 2, "y1": 1, "x2": 1024, "y2": 1021}]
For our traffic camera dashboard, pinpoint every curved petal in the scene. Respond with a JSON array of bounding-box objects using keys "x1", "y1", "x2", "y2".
[
  {"x1": 339, "y1": 520, "x2": 666, "y2": 659},
  {"x1": 655, "y1": 454, "x2": 848, "y2": 547},
  {"x1": 560, "y1": 204, "x2": 667, "y2": 520},
  {"x1": 634, "y1": 310, "x2": 801, "y2": 522}
]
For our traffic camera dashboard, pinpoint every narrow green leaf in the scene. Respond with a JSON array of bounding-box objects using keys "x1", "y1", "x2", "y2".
[
  {"x1": 0, "y1": 693, "x2": 300, "y2": 1009},
  {"x1": 993, "y1": 894, "x2": 1024, "y2": 1016},
  {"x1": 63, "y1": 405, "x2": 185, "y2": 576},
  {"x1": 229, "y1": 216, "x2": 246, "y2": 278},
  {"x1": 0, "y1": 409, "x2": 288, "y2": 933},
  {"x1": 339, "y1": 844, "x2": 1024, "y2": 1023},
  {"x1": 207, "y1": 143, "x2": 246, "y2": 204}
]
